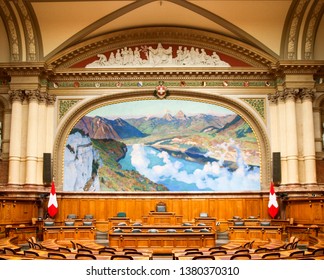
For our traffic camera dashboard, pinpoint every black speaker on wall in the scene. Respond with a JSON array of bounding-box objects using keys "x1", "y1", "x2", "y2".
[
  {"x1": 43, "y1": 153, "x2": 52, "y2": 185},
  {"x1": 272, "y1": 152, "x2": 281, "y2": 185}
]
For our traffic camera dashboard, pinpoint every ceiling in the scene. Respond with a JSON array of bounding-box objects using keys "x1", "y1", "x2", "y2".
[{"x1": 0, "y1": 0, "x2": 324, "y2": 65}]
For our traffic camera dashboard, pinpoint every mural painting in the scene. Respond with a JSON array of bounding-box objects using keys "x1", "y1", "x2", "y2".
[{"x1": 64, "y1": 99, "x2": 260, "y2": 192}]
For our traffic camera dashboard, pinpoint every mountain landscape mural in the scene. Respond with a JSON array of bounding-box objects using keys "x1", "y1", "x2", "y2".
[{"x1": 64, "y1": 99, "x2": 260, "y2": 192}]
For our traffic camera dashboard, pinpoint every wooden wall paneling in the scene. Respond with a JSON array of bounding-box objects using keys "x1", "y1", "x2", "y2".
[
  {"x1": 59, "y1": 198, "x2": 80, "y2": 219},
  {"x1": 313, "y1": 203, "x2": 324, "y2": 223},
  {"x1": 245, "y1": 199, "x2": 262, "y2": 219},
  {"x1": 79, "y1": 199, "x2": 97, "y2": 219},
  {"x1": 227, "y1": 199, "x2": 244, "y2": 219}
]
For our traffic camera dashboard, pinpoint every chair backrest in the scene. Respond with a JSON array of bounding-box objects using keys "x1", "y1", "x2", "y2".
[
  {"x1": 64, "y1": 220, "x2": 75, "y2": 226},
  {"x1": 99, "y1": 250, "x2": 115, "y2": 255},
  {"x1": 124, "y1": 251, "x2": 143, "y2": 255},
  {"x1": 234, "y1": 249, "x2": 249, "y2": 254},
  {"x1": 131, "y1": 229, "x2": 142, "y2": 233},
  {"x1": 156, "y1": 201, "x2": 166, "y2": 212},
  {"x1": 67, "y1": 214, "x2": 77, "y2": 219},
  {"x1": 261, "y1": 252, "x2": 281, "y2": 259},
  {"x1": 123, "y1": 248, "x2": 137, "y2": 252},
  {"x1": 234, "y1": 221, "x2": 244, "y2": 226},
  {"x1": 48, "y1": 252, "x2": 67, "y2": 259},
  {"x1": 84, "y1": 214, "x2": 94, "y2": 219},
  {"x1": 75, "y1": 253, "x2": 96, "y2": 260},
  {"x1": 230, "y1": 253, "x2": 251, "y2": 260},
  {"x1": 24, "y1": 250, "x2": 39, "y2": 257},
  {"x1": 210, "y1": 250, "x2": 227, "y2": 255},
  {"x1": 59, "y1": 247, "x2": 71, "y2": 253},
  {"x1": 184, "y1": 248, "x2": 199, "y2": 252},
  {"x1": 78, "y1": 248, "x2": 93, "y2": 254},
  {"x1": 254, "y1": 248, "x2": 268, "y2": 253},
  {"x1": 116, "y1": 212, "x2": 126, "y2": 217},
  {"x1": 110, "y1": 255, "x2": 133, "y2": 260},
  {"x1": 289, "y1": 250, "x2": 304, "y2": 258},
  {"x1": 185, "y1": 251, "x2": 203, "y2": 256},
  {"x1": 311, "y1": 248, "x2": 324, "y2": 256},
  {"x1": 4, "y1": 247, "x2": 17, "y2": 255},
  {"x1": 260, "y1": 221, "x2": 271, "y2": 226},
  {"x1": 199, "y1": 212, "x2": 208, "y2": 217},
  {"x1": 192, "y1": 255, "x2": 215, "y2": 260}
]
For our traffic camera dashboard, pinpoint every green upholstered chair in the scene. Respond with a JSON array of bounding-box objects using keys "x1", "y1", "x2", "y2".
[{"x1": 116, "y1": 212, "x2": 126, "y2": 217}]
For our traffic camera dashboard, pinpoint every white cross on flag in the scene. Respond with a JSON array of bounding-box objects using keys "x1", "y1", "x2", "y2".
[
  {"x1": 47, "y1": 181, "x2": 58, "y2": 218},
  {"x1": 268, "y1": 181, "x2": 279, "y2": 219}
]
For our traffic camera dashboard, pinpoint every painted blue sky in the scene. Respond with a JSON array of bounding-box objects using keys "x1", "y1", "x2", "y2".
[{"x1": 87, "y1": 99, "x2": 234, "y2": 119}]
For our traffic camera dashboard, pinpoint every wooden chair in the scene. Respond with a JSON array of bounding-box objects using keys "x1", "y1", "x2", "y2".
[
  {"x1": 230, "y1": 254, "x2": 251, "y2": 260},
  {"x1": 289, "y1": 250, "x2": 304, "y2": 258},
  {"x1": 110, "y1": 255, "x2": 133, "y2": 260},
  {"x1": 184, "y1": 248, "x2": 199, "y2": 252},
  {"x1": 123, "y1": 248, "x2": 137, "y2": 252},
  {"x1": 99, "y1": 250, "x2": 115, "y2": 255},
  {"x1": 124, "y1": 251, "x2": 143, "y2": 255},
  {"x1": 59, "y1": 247, "x2": 72, "y2": 253},
  {"x1": 101, "y1": 247, "x2": 117, "y2": 252},
  {"x1": 48, "y1": 252, "x2": 67, "y2": 259},
  {"x1": 210, "y1": 250, "x2": 227, "y2": 255},
  {"x1": 156, "y1": 201, "x2": 166, "y2": 212},
  {"x1": 184, "y1": 251, "x2": 203, "y2": 256},
  {"x1": 78, "y1": 248, "x2": 93, "y2": 254},
  {"x1": 311, "y1": 248, "x2": 324, "y2": 256},
  {"x1": 234, "y1": 249, "x2": 249, "y2": 254},
  {"x1": 75, "y1": 253, "x2": 96, "y2": 260},
  {"x1": 3, "y1": 247, "x2": 17, "y2": 255},
  {"x1": 261, "y1": 252, "x2": 281, "y2": 259},
  {"x1": 254, "y1": 248, "x2": 268, "y2": 253},
  {"x1": 192, "y1": 255, "x2": 215, "y2": 260},
  {"x1": 24, "y1": 250, "x2": 39, "y2": 257}
]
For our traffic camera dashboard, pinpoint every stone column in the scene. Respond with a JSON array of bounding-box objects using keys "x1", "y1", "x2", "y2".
[
  {"x1": 300, "y1": 88, "x2": 317, "y2": 184},
  {"x1": 277, "y1": 91, "x2": 287, "y2": 184},
  {"x1": 25, "y1": 90, "x2": 39, "y2": 185},
  {"x1": 36, "y1": 91, "x2": 47, "y2": 184},
  {"x1": 8, "y1": 90, "x2": 24, "y2": 185},
  {"x1": 45, "y1": 94, "x2": 56, "y2": 153},
  {"x1": 284, "y1": 88, "x2": 299, "y2": 184},
  {"x1": 1, "y1": 108, "x2": 11, "y2": 160},
  {"x1": 268, "y1": 93, "x2": 280, "y2": 152}
]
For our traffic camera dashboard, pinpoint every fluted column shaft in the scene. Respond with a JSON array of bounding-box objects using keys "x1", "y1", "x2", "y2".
[
  {"x1": 8, "y1": 90, "x2": 24, "y2": 185},
  {"x1": 284, "y1": 88, "x2": 299, "y2": 184},
  {"x1": 300, "y1": 89, "x2": 317, "y2": 184},
  {"x1": 25, "y1": 90, "x2": 39, "y2": 184}
]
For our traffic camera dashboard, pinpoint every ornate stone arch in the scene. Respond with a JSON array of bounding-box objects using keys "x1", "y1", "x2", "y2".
[{"x1": 53, "y1": 90, "x2": 271, "y2": 192}]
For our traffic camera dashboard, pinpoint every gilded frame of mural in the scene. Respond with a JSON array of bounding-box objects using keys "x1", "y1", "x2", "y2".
[{"x1": 54, "y1": 91, "x2": 271, "y2": 193}]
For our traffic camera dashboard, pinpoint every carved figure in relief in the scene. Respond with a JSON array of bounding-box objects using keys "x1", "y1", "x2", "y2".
[{"x1": 85, "y1": 43, "x2": 231, "y2": 68}]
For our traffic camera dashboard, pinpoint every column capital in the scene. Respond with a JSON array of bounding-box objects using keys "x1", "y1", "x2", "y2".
[
  {"x1": 25, "y1": 89, "x2": 40, "y2": 103},
  {"x1": 267, "y1": 92, "x2": 279, "y2": 104},
  {"x1": 283, "y1": 88, "x2": 299, "y2": 102},
  {"x1": 8, "y1": 90, "x2": 25, "y2": 103},
  {"x1": 46, "y1": 94, "x2": 56, "y2": 105},
  {"x1": 300, "y1": 88, "x2": 315, "y2": 102}
]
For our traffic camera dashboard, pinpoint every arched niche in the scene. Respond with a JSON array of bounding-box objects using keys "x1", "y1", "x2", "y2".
[{"x1": 53, "y1": 90, "x2": 271, "y2": 193}]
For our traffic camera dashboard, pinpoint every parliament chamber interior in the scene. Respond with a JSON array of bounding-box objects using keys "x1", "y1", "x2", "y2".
[{"x1": 0, "y1": 0, "x2": 324, "y2": 260}]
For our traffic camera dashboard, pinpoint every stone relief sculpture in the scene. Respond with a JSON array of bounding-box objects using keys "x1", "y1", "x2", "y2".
[{"x1": 85, "y1": 43, "x2": 230, "y2": 68}]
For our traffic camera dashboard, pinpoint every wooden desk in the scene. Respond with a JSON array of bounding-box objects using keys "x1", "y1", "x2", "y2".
[
  {"x1": 108, "y1": 217, "x2": 131, "y2": 230},
  {"x1": 43, "y1": 225, "x2": 95, "y2": 241},
  {"x1": 142, "y1": 212, "x2": 182, "y2": 225},
  {"x1": 5, "y1": 225, "x2": 38, "y2": 245},
  {"x1": 0, "y1": 236, "x2": 20, "y2": 251},
  {"x1": 194, "y1": 217, "x2": 217, "y2": 230},
  {"x1": 109, "y1": 230, "x2": 216, "y2": 254},
  {"x1": 285, "y1": 225, "x2": 319, "y2": 242},
  {"x1": 228, "y1": 225, "x2": 282, "y2": 241}
]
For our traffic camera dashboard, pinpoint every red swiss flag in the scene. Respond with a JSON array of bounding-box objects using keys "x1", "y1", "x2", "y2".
[
  {"x1": 47, "y1": 181, "x2": 58, "y2": 218},
  {"x1": 268, "y1": 182, "x2": 279, "y2": 219}
]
